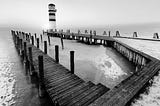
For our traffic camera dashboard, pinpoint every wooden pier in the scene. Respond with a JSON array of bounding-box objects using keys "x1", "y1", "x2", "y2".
[
  {"x1": 12, "y1": 30, "x2": 160, "y2": 106},
  {"x1": 48, "y1": 31, "x2": 160, "y2": 106},
  {"x1": 11, "y1": 31, "x2": 110, "y2": 106}
]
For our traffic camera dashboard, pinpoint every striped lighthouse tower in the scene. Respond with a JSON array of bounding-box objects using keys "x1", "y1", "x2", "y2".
[{"x1": 48, "y1": 4, "x2": 57, "y2": 32}]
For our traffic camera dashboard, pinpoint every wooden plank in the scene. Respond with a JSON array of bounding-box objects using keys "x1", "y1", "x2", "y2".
[
  {"x1": 66, "y1": 84, "x2": 104, "y2": 106},
  {"x1": 50, "y1": 80, "x2": 85, "y2": 99},
  {"x1": 53, "y1": 81, "x2": 94, "y2": 101},
  {"x1": 58, "y1": 82, "x2": 96, "y2": 106},
  {"x1": 45, "y1": 74, "x2": 79, "y2": 88},
  {"x1": 73, "y1": 84, "x2": 109, "y2": 106}
]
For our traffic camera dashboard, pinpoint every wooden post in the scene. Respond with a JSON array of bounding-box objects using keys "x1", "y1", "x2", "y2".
[
  {"x1": 90, "y1": 30, "x2": 92, "y2": 35},
  {"x1": 44, "y1": 41, "x2": 47, "y2": 54},
  {"x1": 17, "y1": 36, "x2": 20, "y2": 49},
  {"x1": 24, "y1": 42, "x2": 27, "y2": 60},
  {"x1": 17, "y1": 37, "x2": 20, "y2": 54},
  {"x1": 25, "y1": 56, "x2": 30, "y2": 75},
  {"x1": 133, "y1": 32, "x2": 138, "y2": 38},
  {"x1": 103, "y1": 31, "x2": 107, "y2": 35},
  {"x1": 108, "y1": 31, "x2": 111, "y2": 37},
  {"x1": 70, "y1": 51, "x2": 74, "y2": 74},
  {"x1": 116, "y1": 31, "x2": 120, "y2": 37},
  {"x1": 48, "y1": 35, "x2": 51, "y2": 45},
  {"x1": 20, "y1": 39, "x2": 23, "y2": 51},
  {"x1": 38, "y1": 55, "x2": 45, "y2": 97},
  {"x1": 31, "y1": 36, "x2": 34, "y2": 45},
  {"x1": 90, "y1": 35, "x2": 92, "y2": 45},
  {"x1": 93, "y1": 30, "x2": 96, "y2": 36},
  {"x1": 21, "y1": 50, "x2": 24, "y2": 61},
  {"x1": 35, "y1": 33, "x2": 37, "y2": 39},
  {"x1": 25, "y1": 33, "x2": 27, "y2": 41},
  {"x1": 55, "y1": 45, "x2": 59, "y2": 63},
  {"x1": 15, "y1": 35, "x2": 18, "y2": 47},
  {"x1": 40, "y1": 34, "x2": 43, "y2": 42},
  {"x1": 85, "y1": 30, "x2": 88, "y2": 34},
  {"x1": 28, "y1": 47, "x2": 33, "y2": 75},
  {"x1": 37, "y1": 38, "x2": 39, "y2": 48},
  {"x1": 60, "y1": 34, "x2": 64, "y2": 49}
]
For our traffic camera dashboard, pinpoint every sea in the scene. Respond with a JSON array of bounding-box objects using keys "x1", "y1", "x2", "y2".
[{"x1": 1, "y1": 23, "x2": 160, "y2": 106}]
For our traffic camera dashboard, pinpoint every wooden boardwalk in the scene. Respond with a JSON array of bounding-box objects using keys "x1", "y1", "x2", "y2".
[
  {"x1": 12, "y1": 31, "x2": 110, "y2": 106},
  {"x1": 48, "y1": 31, "x2": 160, "y2": 106},
  {"x1": 12, "y1": 30, "x2": 160, "y2": 106}
]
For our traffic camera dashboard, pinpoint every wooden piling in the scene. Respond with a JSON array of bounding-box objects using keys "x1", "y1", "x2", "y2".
[
  {"x1": 55, "y1": 45, "x2": 59, "y2": 63},
  {"x1": 116, "y1": 31, "x2": 120, "y2": 37},
  {"x1": 70, "y1": 51, "x2": 74, "y2": 74},
  {"x1": 48, "y1": 35, "x2": 51, "y2": 45},
  {"x1": 23, "y1": 42, "x2": 27, "y2": 60},
  {"x1": 37, "y1": 38, "x2": 39, "y2": 48},
  {"x1": 25, "y1": 56, "x2": 30, "y2": 74},
  {"x1": 60, "y1": 34, "x2": 64, "y2": 49},
  {"x1": 35, "y1": 33, "x2": 37, "y2": 39},
  {"x1": 85, "y1": 30, "x2": 88, "y2": 34},
  {"x1": 133, "y1": 32, "x2": 138, "y2": 38},
  {"x1": 103, "y1": 31, "x2": 107, "y2": 35},
  {"x1": 21, "y1": 50, "x2": 24, "y2": 61},
  {"x1": 38, "y1": 55, "x2": 45, "y2": 97},
  {"x1": 44, "y1": 41, "x2": 47, "y2": 54},
  {"x1": 17, "y1": 36, "x2": 20, "y2": 51},
  {"x1": 93, "y1": 30, "x2": 96, "y2": 36},
  {"x1": 108, "y1": 31, "x2": 111, "y2": 37},
  {"x1": 19, "y1": 39, "x2": 23, "y2": 50},
  {"x1": 40, "y1": 34, "x2": 43, "y2": 42},
  {"x1": 31, "y1": 36, "x2": 34, "y2": 45},
  {"x1": 28, "y1": 47, "x2": 33, "y2": 75}
]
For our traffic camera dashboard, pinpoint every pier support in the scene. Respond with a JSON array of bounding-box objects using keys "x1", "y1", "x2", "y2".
[
  {"x1": 40, "y1": 34, "x2": 43, "y2": 42},
  {"x1": 60, "y1": 34, "x2": 64, "y2": 50},
  {"x1": 35, "y1": 33, "x2": 37, "y2": 39},
  {"x1": 31, "y1": 36, "x2": 34, "y2": 45},
  {"x1": 48, "y1": 35, "x2": 51, "y2": 45},
  {"x1": 70, "y1": 51, "x2": 74, "y2": 74},
  {"x1": 37, "y1": 38, "x2": 39, "y2": 48},
  {"x1": 44, "y1": 41, "x2": 47, "y2": 54},
  {"x1": 23, "y1": 42, "x2": 27, "y2": 60},
  {"x1": 55, "y1": 45, "x2": 59, "y2": 63},
  {"x1": 38, "y1": 55, "x2": 45, "y2": 97},
  {"x1": 133, "y1": 32, "x2": 138, "y2": 37},
  {"x1": 28, "y1": 47, "x2": 34, "y2": 75},
  {"x1": 108, "y1": 31, "x2": 111, "y2": 37}
]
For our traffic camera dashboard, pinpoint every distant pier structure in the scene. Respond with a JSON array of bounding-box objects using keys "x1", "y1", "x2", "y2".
[{"x1": 48, "y1": 3, "x2": 57, "y2": 32}]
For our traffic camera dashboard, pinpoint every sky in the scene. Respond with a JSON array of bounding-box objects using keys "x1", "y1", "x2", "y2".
[{"x1": 0, "y1": 0, "x2": 160, "y2": 30}]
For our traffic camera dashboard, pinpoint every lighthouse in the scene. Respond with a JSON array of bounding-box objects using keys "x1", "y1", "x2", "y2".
[{"x1": 48, "y1": 3, "x2": 57, "y2": 32}]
